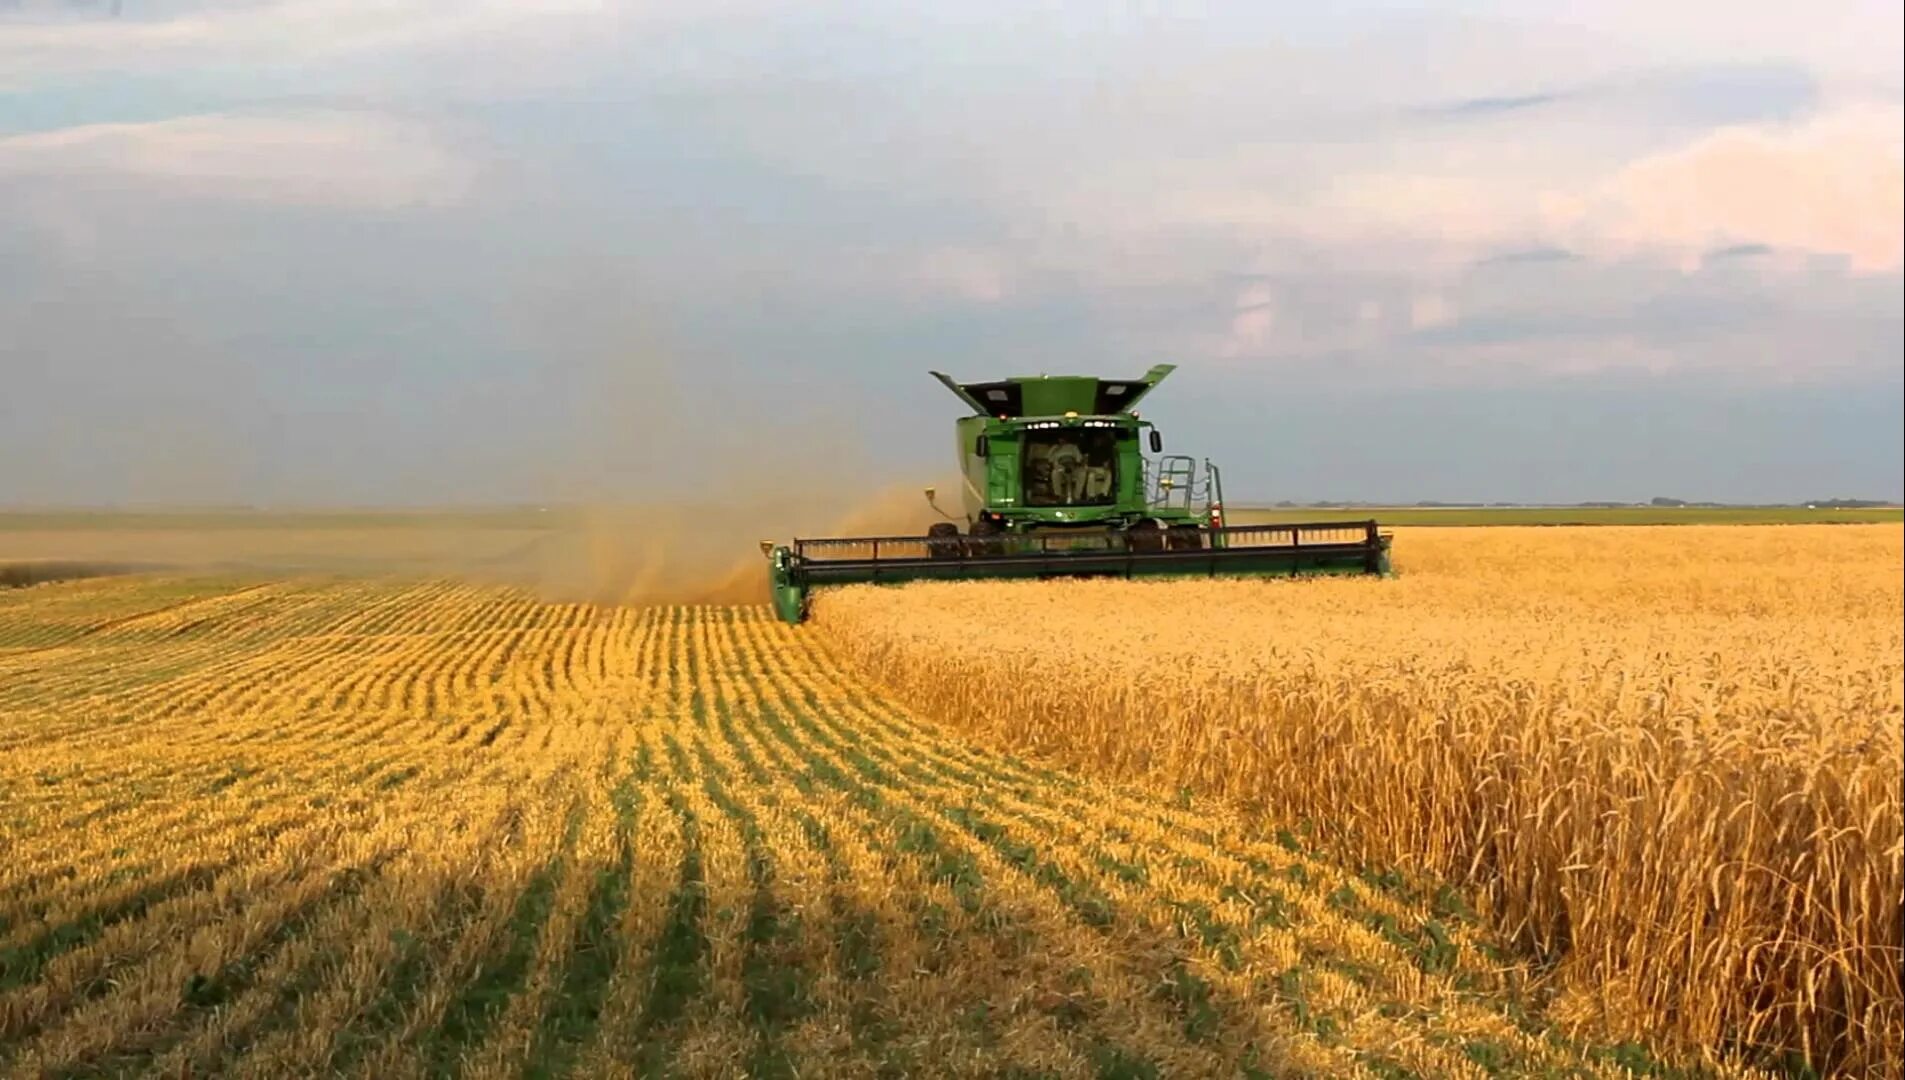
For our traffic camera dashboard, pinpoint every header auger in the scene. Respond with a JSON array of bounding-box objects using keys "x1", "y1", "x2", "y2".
[{"x1": 762, "y1": 366, "x2": 1392, "y2": 623}]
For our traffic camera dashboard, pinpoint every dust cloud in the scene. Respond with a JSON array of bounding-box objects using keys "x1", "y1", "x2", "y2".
[
  {"x1": 1, "y1": 255, "x2": 961, "y2": 607},
  {"x1": 0, "y1": 475, "x2": 957, "y2": 610},
  {"x1": 519, "y1": 482, "x2": 947, "y2": 606},
  {"x1": 474, "y1": 286, "x2": 960, "y2": 606}
]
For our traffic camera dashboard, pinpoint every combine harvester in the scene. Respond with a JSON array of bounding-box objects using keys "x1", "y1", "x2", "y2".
[{"x1": 762, "y1": 365, "x2": 1392, "y2": 623}]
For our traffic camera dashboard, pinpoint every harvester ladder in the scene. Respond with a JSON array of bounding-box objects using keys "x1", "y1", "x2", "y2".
[
  {"x1": 1147, "y1": 455, "x2": 1198, "y2": 509},
  {"x1": 1148, "y1": 454, "x2": 1225, "y2": 513}
]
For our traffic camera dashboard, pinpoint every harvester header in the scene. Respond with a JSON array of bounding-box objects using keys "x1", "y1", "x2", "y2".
[{"x1": 763, "y1": 366, "x2": 1391, "y2": 623}]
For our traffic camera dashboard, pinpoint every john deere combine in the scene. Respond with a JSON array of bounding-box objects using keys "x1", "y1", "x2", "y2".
[{"x1": 763, "y1": 365, "x2": 1391, "y2": 623}]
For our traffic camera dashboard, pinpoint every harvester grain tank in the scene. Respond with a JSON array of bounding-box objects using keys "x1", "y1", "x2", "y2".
[{"x1": 762, "y1": 365, "x2": 1392, "y2": 623}]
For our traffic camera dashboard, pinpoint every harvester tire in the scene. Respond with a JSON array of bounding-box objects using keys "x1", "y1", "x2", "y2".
[
  {"x1": 1126, "y1": 521, "x2": 1167, "y2": 553},
  {"x1": 969, "y1": 517, "x2": 1003, "y2": 556},
  {"x1": 1167, "y1": 525, "x2": 1203, "y2": 551},
  {"x1": 927, "y1": 522, "x2": 960, "y2": 559}
]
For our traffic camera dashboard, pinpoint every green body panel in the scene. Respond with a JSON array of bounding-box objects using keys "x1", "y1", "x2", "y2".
[
  {"x1": 768, "y1": 547, "x2": 805, "y2": 625},
  {"x1": 945, "y1": 365, "x2": 1202, "y2": 532},
  {"x1": 954, "y1": 413, "x2": 1194, "y2": 528},
  {"x1": 1012, "y1": 376, "x2": 1110, "y2": 416},
  {"x1": 954, "y1": 415, "x2": 991, "y2": 516}
]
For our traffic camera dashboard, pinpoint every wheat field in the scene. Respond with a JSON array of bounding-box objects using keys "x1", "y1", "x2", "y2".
[
  {"x1": 816, "y1": 525, "x2": 1905, "y2": 1078},
  {"x1": 2, "y1": 525, "x2": 1895, "y2": 1077},
  {"x1": 0, "y1": 572, "x2": 1691, "y2": 1079}
]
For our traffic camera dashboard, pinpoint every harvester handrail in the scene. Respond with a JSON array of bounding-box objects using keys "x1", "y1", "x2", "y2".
[{"x1": 790, "y1": 519, "x2": 1381, "y2": 549}]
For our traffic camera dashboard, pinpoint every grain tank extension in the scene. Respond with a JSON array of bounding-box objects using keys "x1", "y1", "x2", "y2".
[{"x1": 762, "y1": 365, "x2": 1392, "y2": 623}]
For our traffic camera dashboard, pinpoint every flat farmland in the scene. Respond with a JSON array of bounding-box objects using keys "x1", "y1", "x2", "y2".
[
  {"x1": 1, "y1": 519, "x2": 1898, "y2": 1077},
  {"x1": 0, "y1": 510, "x2": 561, "y2": 579}
]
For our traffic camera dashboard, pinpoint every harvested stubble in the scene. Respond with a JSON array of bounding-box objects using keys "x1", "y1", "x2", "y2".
[{"x1": 814, "y1": 524, "x2": 1905, "y2": 1077}]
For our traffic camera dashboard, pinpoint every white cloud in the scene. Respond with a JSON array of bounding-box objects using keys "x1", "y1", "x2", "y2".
[
  {"x1": 1221, "y1": 309, "x2": 1274, "y2": 357},
  {"x1": 0, "y1": 0, "x2": 615, "y2": 88},
  {"x1": 1410, "y1": 294, "x2": 1457, "y2": 329},
  {"x1": 1127, "y1": 101, "x2": 1903, "y2": 290},
  {"x1": 1, "y1": 0, "x2": 1897, "y2": 398},
  {"x1": 1501, "y1": 0, "x2": 1903, "y2": 87},
  {"x1": 1542, "y1": 104, "x2": 1905, "y2": 272},
  {"x1": 1216, "y1": 281, "x2": 1277, "y2": 358},
  {"x1": 0, "y1": 111, "x2": 475, "y2": 209}
]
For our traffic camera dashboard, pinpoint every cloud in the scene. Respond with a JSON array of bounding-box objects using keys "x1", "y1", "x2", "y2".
[
  {"x1": 1541, "y1": 104, "x2": 1904, "y2": 272},
  {"x1": 1409, "y1": 294, "x2": 1457, "y2": 330},
  {"x1": 1217, "y1": 281, "x2": 1277, "y2": 357},
  {"x1": 1475, "y1": 247, "x2": 1581, "y2": 266},
  {"x1": 0, "y1": 0, "x2": 615, "y2": 88},
  {"x1": 1704, "y1": 242, "x2": 1775, "y2": 260},
  {"x1": 1426, "y1": 91, "x2": 1566, "y2": 117},
  {"x1": 0, "y1": 0, "x2": 1898, "y2": 507},
  {"x1": 1154, "y1": 99, "x2": 1901, "y2": 290},
  {"x1": 0, "y1": 110, "x2": 475, "y2": 209}
]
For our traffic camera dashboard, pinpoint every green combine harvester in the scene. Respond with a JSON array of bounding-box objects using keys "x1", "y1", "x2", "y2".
[{"x1": 763, "y1": 365, "x2": 1392, "y2": 623}]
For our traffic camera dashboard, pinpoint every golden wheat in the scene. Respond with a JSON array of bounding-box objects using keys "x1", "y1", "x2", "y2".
[{"x1": 814, "y1": 524, "x2": 1905, "y2": 1077}]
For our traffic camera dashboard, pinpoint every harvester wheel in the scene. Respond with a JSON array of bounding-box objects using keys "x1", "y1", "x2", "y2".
[
  {"x1": 927, "y1": 521, "x2": 960, "y2": 559},
  {"x1": 1126, "y1": 520, "x2": 1167, "y2": 553},
  {"x1": 1167, "y1": 525, "x2": 1203, "y2": 551},
  {"x1": 969, "y1": 517, "x2": 1003, "y2": 556}
]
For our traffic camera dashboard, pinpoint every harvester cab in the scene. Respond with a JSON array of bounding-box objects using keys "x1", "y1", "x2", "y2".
[
  {"x1": 763, "y1": 366, "x2": 1392, "y2": 623},
  {"x1": 929, "y1": 365, "x2": 1210, "y2": 538}
]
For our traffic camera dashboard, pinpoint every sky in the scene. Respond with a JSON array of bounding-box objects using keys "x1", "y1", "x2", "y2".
[{"x1": 1, "y1": 0, "x2": 1900, "y2": 507}]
